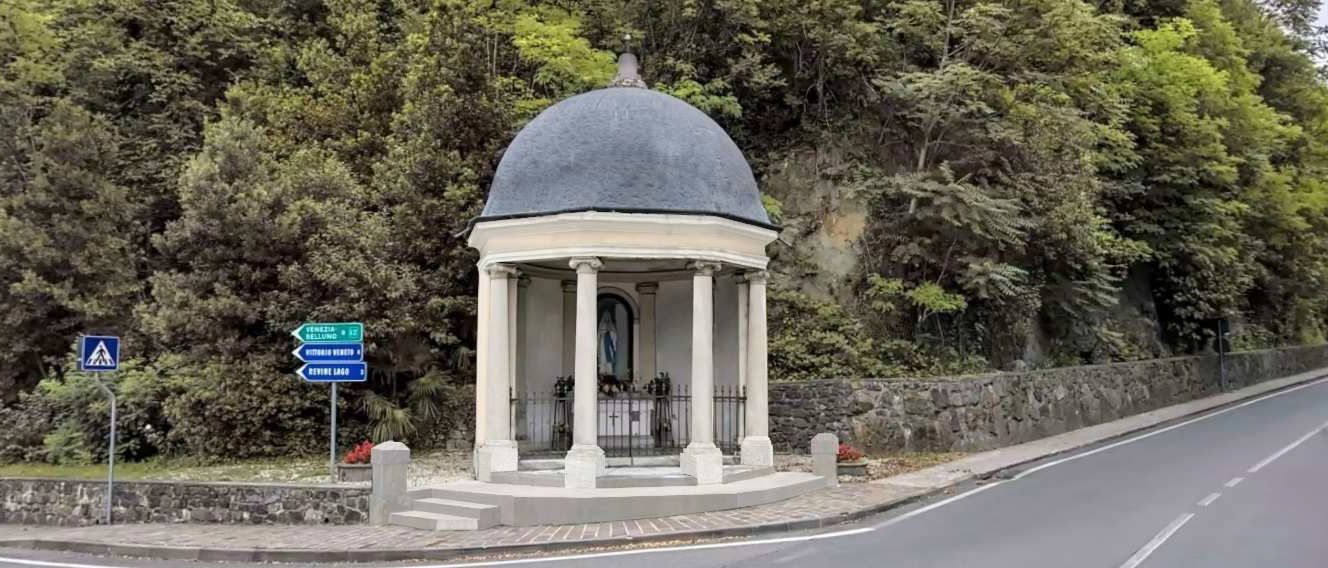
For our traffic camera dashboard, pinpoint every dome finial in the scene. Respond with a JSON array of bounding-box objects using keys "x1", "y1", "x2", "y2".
[{"x1": 609, "y1": 34, "x2": 647, "y2": 89}]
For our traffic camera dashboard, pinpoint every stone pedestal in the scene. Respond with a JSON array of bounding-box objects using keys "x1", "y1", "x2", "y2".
[
  {"x1": 681, "y1": 443, "x2": 724, "y2": 485},
  {"x1": 475, "y1": 440, "x2": 518, "y2": 482},
  {"x1": 564, "y1": 444, "x2": 607, "y2": 489},
  {"x1": 740, "y1": 436, "x2": 774, "y2": 467},
  {"x1": 811, "y1": 433, "x2": 839, "y2": 488},
  {"x1": 370, "y1": 441, "x2": 411, "y2": 526}
]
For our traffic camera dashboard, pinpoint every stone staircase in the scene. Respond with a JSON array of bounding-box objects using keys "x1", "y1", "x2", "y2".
[{"x1": 388, "y1": 496, "x2": 502, "y2": 530}]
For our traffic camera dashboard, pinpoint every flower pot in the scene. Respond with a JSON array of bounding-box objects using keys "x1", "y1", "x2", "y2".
[
  {"x1": 337, "y1": 463, "x2": 372, "y2": 483},
  {"x1": 837, "y1": 460, "x2": 869, "y2": 477}
]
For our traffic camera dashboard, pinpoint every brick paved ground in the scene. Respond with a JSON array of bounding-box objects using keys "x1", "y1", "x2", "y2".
[{"x1": 0, "y1": 482, "x2": 925, "y2": 554}]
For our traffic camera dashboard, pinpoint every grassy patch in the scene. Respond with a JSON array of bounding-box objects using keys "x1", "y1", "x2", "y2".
[{"x1": 0, "y1": 456, "x2": 330, "y2": 483}]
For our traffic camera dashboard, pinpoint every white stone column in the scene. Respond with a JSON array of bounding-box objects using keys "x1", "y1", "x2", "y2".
[
  {"x1": 682, "y1": 261, "x2": 724, "y2": 484},
  {"x1": 507, "y1": 270, "x2": 520, "y2": 406},
  {"x1": 636, "y1": 282, "x2": 659, "y2": 381},
  {"x1": 475, "y1": 264, "x2": 518, "y2": 481},
  {"x1": 736, "y1": 276, "x2": 749, "y2": 396},
  {"x1": 515, "y1": 275, "x2": 530, "y2": 441},
  {"x1": 560, "y1": 280, "x2": 576, "y2": 377},
  {"x1": 565, "y1": 257, "x2": 606, "y2": 488},
  {"x1": 474, "y1": 265, "x2": 490, "y2": 450},
  {"x1": 741, "y1": 271, "x2": 774, "y2": 467},
  {"x1": 736, "y1": 275, "x2": 749, "y2": 440}
]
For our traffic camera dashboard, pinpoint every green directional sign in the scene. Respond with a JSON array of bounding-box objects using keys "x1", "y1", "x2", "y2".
[{"x1": 292, "y1": 322, "x2": 363, "y2": 343}]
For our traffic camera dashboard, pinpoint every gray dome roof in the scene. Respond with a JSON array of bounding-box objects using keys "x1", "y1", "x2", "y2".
[{"x1": 479, "y1": 87, "x2": 773, "y2": 229}]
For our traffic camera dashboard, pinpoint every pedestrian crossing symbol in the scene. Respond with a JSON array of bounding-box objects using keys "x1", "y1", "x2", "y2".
[{"x1": 78, "y1": 335, "x2": 120, "y2": 372}]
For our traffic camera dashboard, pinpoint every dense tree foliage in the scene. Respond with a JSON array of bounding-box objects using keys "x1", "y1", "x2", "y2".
[{"x1": 3, "y1": 0, "x2": 1328, "y2": 461}]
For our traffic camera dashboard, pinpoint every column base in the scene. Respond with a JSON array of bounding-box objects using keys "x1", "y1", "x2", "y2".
[
  {"x1": 740, "y1": 436, "x2": 774, "y2": 467},
  {"x1": 681, "y1": 442, "x2": 724, "y2": 485},
  {"x1": 564, "y1": 444, "x2": 606, "y2": 489},
  {"x1": 474, "y1": 440, "x2": 518, "y2": 482}
]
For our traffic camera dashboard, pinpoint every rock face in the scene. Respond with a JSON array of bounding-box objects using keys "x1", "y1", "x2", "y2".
[
  {"x1": 0, "y1": 479, "x2": 370, "y2": 526},
  {"x1": 770, "y1": 344, "x2": 1328, "y2": 453}
]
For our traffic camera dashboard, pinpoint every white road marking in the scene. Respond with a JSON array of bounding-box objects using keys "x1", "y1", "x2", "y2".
[
  {"x1": 1247, "y1": 419, "x2": 1328, "y2": 473},
  {"x1": 411, "y1": 526, "x2": 874, "y2": 567},
  {"x1": 1119, "y1": 513, "x2": 1195, "y2": 568},
  {"x1": 1014, "y1": 377, "x2": 1328, "y2": 481},
  {"x1": 1198, "y1": 492, "x2": 1221, "y2": 507},
  {"x1": 1225, "y1": 477, "x2": 1244, "y2": 488},
  {"x1": 871, "y1": 482, "x2": 1005, "y2": 530}
]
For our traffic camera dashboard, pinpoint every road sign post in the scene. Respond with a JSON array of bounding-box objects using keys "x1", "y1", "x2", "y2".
[
  {"x1": 292, "y1": 323, "x2": 365, "y2": 481},
  {"x1": 79, "y1": 335, "x2": 120, "y2": 525}
]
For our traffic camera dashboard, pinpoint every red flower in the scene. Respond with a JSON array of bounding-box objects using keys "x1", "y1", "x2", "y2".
[
  {"x1": 343, "y1": 441, "x2": 374, "y2": 464},
  {"x1": 836, "y1": 443, "x2": 864, "y2": 463}
]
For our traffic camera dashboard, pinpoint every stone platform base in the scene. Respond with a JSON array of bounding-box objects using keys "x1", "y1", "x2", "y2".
[
  {"x1": 389, "y1": 468, "x2": 824, "y2": 530},
  {"x1": 491, "y1": 465, "x2": 773, "y2": 488}
]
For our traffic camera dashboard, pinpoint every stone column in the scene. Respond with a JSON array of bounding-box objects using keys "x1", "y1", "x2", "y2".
[
  {"x1": 370, "y1": 441, "x2": 410, "y2": 525},
  {"x1": 736, "y1": 276, "x2": 749, "y2": 396},
  {"x1": 508, "y1": 271, "x2": 520, "y2": 397},
  {"x1": 515, "y1": 275, "x2": 530, "y2": 441},
  {"x1": 475, "y1": 264, "x2": 518, "y2": 482},
  {"x1": 741, "y1": 271, "x2": 774, "y2": 467},
  {"x1": 565, "y1": 257, "x2": 606, "y2": 488},
  {"x1": 474, "y1": 265, "x2": 490, "y2": 450},
  {"x1": 682, "y1": 261, "x2": 724, "y2": 484},
  {"x1": 561, "y1": 280, "x2": 576, "y2": 377},
  {"x1": 636, "y1": 282, "x2": 659, "y2": 381}
]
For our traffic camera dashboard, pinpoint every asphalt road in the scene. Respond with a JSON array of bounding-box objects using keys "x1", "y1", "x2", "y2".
[{"x1": 3, "y1": 376, "x2": 1326, "y2": 568}]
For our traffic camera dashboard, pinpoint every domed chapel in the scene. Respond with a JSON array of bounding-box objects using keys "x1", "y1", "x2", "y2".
[{"x1": 465, "y1": 52, "x2": 786, "y2": 494}]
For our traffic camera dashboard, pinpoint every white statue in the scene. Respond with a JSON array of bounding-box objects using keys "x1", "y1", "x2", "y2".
[{"x1": 597, "y1": 308, "x2": 618, "y2": 376}]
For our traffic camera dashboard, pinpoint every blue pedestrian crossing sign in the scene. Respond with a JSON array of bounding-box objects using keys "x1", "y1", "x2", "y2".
[{"x1": 79, "y1": 336, "x2": 120, "y2": 372}]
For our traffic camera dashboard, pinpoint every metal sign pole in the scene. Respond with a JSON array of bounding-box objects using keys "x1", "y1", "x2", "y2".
[
  {"x1": 94, "y1": 375, "x2": 116, "y2": 525},
  {"x1": 330, "y1": 382, "x2": 338, "y2": 481}
]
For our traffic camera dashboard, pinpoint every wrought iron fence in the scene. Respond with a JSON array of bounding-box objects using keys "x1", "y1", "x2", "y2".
[{"x1": 511, "y1": 375, "x2": 745, "y2": 459}]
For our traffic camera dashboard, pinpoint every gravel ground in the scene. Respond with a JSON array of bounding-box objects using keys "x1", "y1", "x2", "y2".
[{"x1": 774, "y1": 451, "x2": 967, "y2": 482}]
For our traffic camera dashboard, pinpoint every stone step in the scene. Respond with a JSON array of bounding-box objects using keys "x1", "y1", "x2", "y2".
[
  {"x1": 412, "y1": 498, "x2": 501, "y2": 527},
  {"x1": 389, "y1": 510, "x2": 481, "y2": 531},
  {"x1": 722, "y1": 465, "x2": 774, "y2": 483}
]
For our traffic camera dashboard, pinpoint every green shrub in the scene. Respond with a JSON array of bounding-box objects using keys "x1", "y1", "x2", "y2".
[
  {"x1": 0, "y1": 392, "x2": 55, "y2": 463},
  {"x1": 768, "y1": 288, "x2": 890, "y2": 381},
  {"x1": 14, "y1": 356, "x2": 181, "y2": 464},
  {"x1": 163, "y1": 355, "x2": 329, "y2": 459}
]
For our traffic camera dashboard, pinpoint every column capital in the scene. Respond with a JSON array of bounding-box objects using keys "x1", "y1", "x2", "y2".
[
  {"x1": 635, "y1": 281, "x2": 660, "y2": 294},
  {"x1": 689, "y1": 260, "x2": 722, "y2": 276},
  {"x1": 743, "y1": 270, "x2": 769, "y2": 284},
  {"x1": 561, "y1": 279, "x2": 577, "y2": 293},
  {"x1": 569, "y1": 257, "x2": 603, "y2": 273},
  {"x1": 486, "y1": 263, "x2": 519, "y2": 278}
]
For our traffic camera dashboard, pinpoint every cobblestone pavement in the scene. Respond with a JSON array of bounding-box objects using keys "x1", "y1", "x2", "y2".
[{"x1": 0, "y1": 483, "x2": 924, "y2": 553}]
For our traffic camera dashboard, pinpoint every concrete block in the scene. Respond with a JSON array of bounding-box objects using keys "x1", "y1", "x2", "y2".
[
  {"x1": 811, "y1": 433, "x2": 838, "y2": 488},
  {"x1": 741, "y1": 435, "x2": 774, "y2": 467},
  {"x1": 474, "y1": 441, "x2": 518, "y2": 482},
  {"x1": 370, "y1": 441, "x2": 410, "y2": 526},
  {"x1": 681, "y1": 443, "x2": 724, "y2": 485},
  {"x1": 563, "y1": 444, "x2": 606, "y2": 489}
]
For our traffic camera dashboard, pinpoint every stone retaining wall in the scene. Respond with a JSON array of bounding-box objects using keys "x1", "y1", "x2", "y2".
[
  {"x1": 0, "y1": 478, "x2": 369, "y2": 526},
  {"x1": 770, "y1": 344, "x2": 1328, "y2": 453}
]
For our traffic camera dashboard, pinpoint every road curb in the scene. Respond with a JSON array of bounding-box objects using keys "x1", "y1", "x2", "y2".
[{"x1": 3, "y1": 371, "x2": 1325, "y2": 564}]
